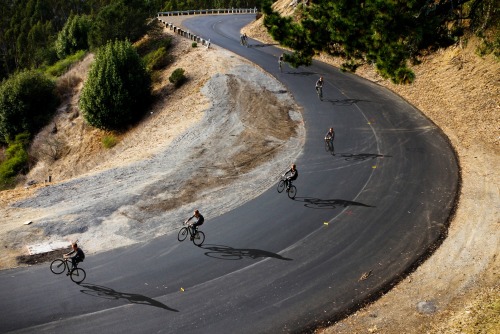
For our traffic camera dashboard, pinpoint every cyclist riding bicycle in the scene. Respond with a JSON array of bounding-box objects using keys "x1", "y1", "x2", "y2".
[
  {"x1": 283, "y1": 164, "x2": 298, "y2": 190},
  {"x1": 64, "y1": 242, "x2": 85, "y2": 274},
  {"x1": 316, "y1": 76, "x2": 324, "y2": 94},
  {"x1": 325, "y1": 127, "x2": 335, "y2": 142},
  {"x1": 185, "y1": 209, "x2": 204, "y2": 240}
]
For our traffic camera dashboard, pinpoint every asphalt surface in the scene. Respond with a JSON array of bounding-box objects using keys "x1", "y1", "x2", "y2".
[{"x1": 0, "y1": 14, "x2": 459, "y2": 334}]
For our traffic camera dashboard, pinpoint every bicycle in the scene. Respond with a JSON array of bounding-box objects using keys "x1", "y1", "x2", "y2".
[
  {"x1": 324, "y1": 137, "x2": 335, "y2": 155},
  {"x1": 50, "y1": 258, "x2": 86, "y2": 284},
  {"x1": 178, "y1": 223, "x2": 205, "y2": 246},
  {"x1": 316, "y1": 86, "x2": 323, "y2": 100},
  {"x1": 277, "y1": 174, "x2": 297, "y2": 199}
]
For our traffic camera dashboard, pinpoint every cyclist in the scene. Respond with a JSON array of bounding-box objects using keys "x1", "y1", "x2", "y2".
[
  {"x1": 325, "y1": 127, "x2": 335, "y2": 153},
  {"x1": 315, "y1": 76, "x2": 324, "y2": 99},
  {"x1": 185, "y1": 209, "x2": 204, "y2": 240},
  {"x1": 64, "y1": 242, "x2": 85, "y2": 274},
  {"x1": 325, "y1": 127, "x2": 335, "y2": 142},
  {"x1": 283, "y1": 164, "x2": 298, "y2": 190}
]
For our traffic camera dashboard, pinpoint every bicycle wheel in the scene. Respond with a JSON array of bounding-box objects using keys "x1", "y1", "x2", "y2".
[
  {"x1": 324, "y1": 140, "x2": 330, "y2": 152},
  {"x1": 178, "y1": 227, "x2": 188, "y2": 242},
  {"x1": 50, "y1": 259, "x2": 66, "y2": 274},
  {"x1": 317, "y1": 87, "x2": 323, "y2": 100},
  {"x1": 193, "y1": 231, "x2": 205, "y2": 246},
  {"x1": 70, "y1": 268, "x2": 86, "y2": 284},
  {"x1": 277, "y1": 179, "x2": 285, "y2": 193},
  {"x1": 288, "y1": 185, "x2": 297, "y2": 199}
]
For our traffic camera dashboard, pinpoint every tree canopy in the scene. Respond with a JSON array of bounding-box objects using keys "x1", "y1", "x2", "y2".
[
  {"x1": 0, "y1": 70, "x2": 58, "y2": 144},
  {"x1": 79, "y1": 40, "x2": 152, "y2": 130},
  {"x1": 263, "y1": 0, "x2": 499, "y2": 83}
]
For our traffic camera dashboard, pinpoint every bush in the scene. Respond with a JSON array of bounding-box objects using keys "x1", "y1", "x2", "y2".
[
  {"x1": 44, "y1": 50, "x2": 87, "y2": 77},
  {"x1": 102, "y1": 134, "x2": 118, "y2": 149},
  {"x1": 0, "y1": 133, "x2": 30, "y2": 189},
  {"x1": 169, "y1": 68, "x2": 186, "y2": 88},
  {"x1": 0, "y1": 70, "x2": 59, "y2": 144},
  {"x1": 192, "y1": 42, "x2": 198, "y2": 48},
  {"x1": 55, "y1": 14, "x2": 92, "y2": 59},
  {"x1": 143, "y1": 47, "x2": 170, "y2": 72},
  {"x1": 79, "y1": 40, "x2": 151, "y2": 130}
]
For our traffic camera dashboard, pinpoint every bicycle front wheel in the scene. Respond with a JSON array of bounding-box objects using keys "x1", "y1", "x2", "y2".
[
  {"x1": 324, "y1": 140, "x2": 330, "y2": 152},
  {"x1": 277, "y1": 180, "x2": 285, "y2": 193},
  {"x1": 70, "y1": 268, "x2": 86, "y2": 284},
  {"x1": 50, "y1": 259, "x2": 66, "y2": 274},
  {"x1": 288, "y1": 185, "x2": 297, "y2": 199},
  {"x1": 193, "y1": 231, "x2": 205, "y2": 246},
  {"x1": 178, "y1": 227, "x2": 188, "y2": 242}
]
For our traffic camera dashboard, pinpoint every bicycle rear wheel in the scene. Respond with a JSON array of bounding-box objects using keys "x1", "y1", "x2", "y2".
[
  {"x1": 70, "y1": 268, "x2": 86, "y2": 284},
  {"x1": 50, "y1": 259, "x2": 66, "y2": 274},
  {"x1": 287, "y1": 185, "x2": 297, "y2": 199},
  {"x1": 178, "y1": 227, "x2": 188, "y2": 242},
  {"x1": 277, "y1": 179, "x2": 285, "y2": 193},
  {"x1": 193, "y1": 231, "x2": 205, "y2": 246}
]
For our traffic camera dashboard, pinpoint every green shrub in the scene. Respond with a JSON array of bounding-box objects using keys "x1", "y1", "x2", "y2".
[
  {"x1": 55, "y1": 14, "x2": 92, "y2": 59},
  {"x1": 0, "y1": 133, "x2": 30, "y2": 189},
  {"x1": 102, "y1": 134, "x2": 118, "y2": 149},
  {"x1": 135, "y1": 36, "x2": 172, "y2": 57},
  {"x1": 44, "y1": 50, "x2": 87, "y2": 77},
  {"x1": 169, "y1": 68, "x2": 186, "y2": 88},
  {"x1": 79, "y1": 40, "x2": 151, "y2": 130},
  {"x1": 143, "y1": 47, "x2": 170, "y2": 72},
  {"x1": 0, "y1": 70, "x2": 59, "y2": 144},
  {"x1": 192, "y1": 42, "x2": 198, "y2": 48}
]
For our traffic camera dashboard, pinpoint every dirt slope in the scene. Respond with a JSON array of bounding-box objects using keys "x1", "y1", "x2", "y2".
[{"x1": 0, "y1": 28, "x2": 304, "y2": 269}]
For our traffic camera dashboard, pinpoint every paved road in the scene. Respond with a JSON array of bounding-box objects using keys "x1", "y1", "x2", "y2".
[{"x1": 0, "y1": 15, "x2": 458, "y2": 334}]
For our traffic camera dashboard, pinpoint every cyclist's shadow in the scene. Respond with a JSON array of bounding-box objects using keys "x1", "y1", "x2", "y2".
[
  {"x1": 294, "y1": 197, "x2": 375, "y2": 210},
  {"x1": 201, "y1": 244, "x2": 292, "y2": 261},
  {"x1": 80, "y1": 283, "x2": 179, "y2": 312}
]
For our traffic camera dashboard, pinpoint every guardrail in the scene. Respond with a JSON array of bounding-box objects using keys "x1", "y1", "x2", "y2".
[
  {"x1": 157, "y1": 8, "x2": 259, "y2": 48},
  {"x1": 157, "y1": 8, "x2": 258, "y2": 16}
]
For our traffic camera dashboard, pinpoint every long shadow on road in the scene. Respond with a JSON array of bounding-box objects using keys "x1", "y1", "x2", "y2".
[
  {"x1": 80, "y1": 283, "x2": 179, "y2": 312},
  {"x1": 294, "y1": 197, "x2": 375, "y2": 210},
  {"x1": 201, "y1": 244, "x2": 293, "y2": 261}
]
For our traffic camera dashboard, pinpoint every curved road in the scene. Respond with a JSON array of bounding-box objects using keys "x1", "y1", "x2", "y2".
[{"x1": 0, "y1": 15, "x2": 458, "y2": 333}]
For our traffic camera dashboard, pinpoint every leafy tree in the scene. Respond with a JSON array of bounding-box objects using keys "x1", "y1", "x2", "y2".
[
  {"x1": 0, "y1": 70, "x2": 59, "y2": 144},
  {"x1": 263, "y1": 0, "x2": 499, "y2": 84},
  {"x1": 79, "y1": 40, "x2": 151, "y2": 130},
  {"x1": 88, "y1": 0, "x2": 150, "y2": 50},
  {"x1": 0, "y1": 132, "x2": 30, "y2": 189},
  {"x1": 55, "y1": 14, "x2": 92, "y2": 59}
]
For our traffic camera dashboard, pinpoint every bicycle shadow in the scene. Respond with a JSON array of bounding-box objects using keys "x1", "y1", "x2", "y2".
[
  {"x1": 79, "y1": 283, "x2": 179, "y2": 312},
  {"x1": 286, "y1": 71, "x2": 317, "y2": 76},
  {"x1": 323, "y1": 98, "x2": 368, "y2": 106},
  {"x1": 248, "y1": 42, "x2": 279, "y2": 48},
  {"x1": 294, "y1": 197, "x2": 375, "y2": 210},
  {"x1": 337, "y1": 153, "x2": 392, "y2": 161},
  {"x1": 201, "y1": 244, "x2": 292, "y2": 261}
]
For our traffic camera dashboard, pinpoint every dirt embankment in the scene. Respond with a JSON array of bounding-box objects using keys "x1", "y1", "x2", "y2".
[{"x1": 0, "y1": 28, "x2": 304, "y2": 269}]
